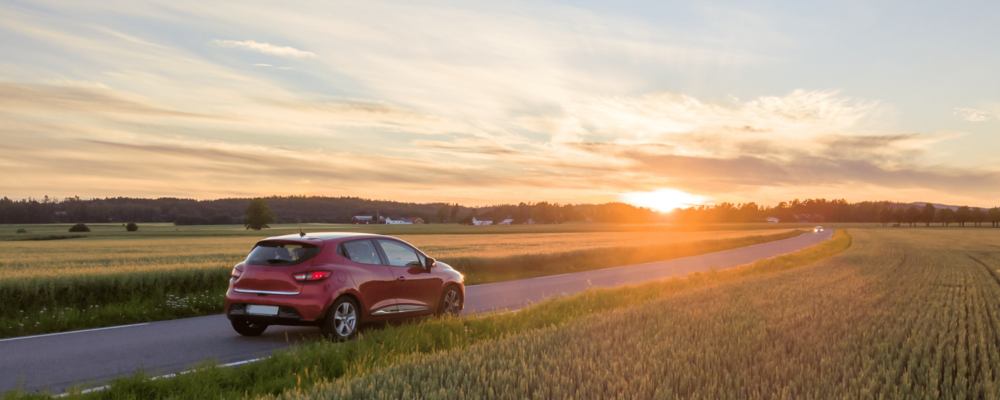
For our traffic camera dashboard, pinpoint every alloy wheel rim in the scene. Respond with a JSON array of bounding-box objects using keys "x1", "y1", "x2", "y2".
[
  {"x1": 444, "y1": 290, "x2": 460, "y2": 315},
  {"x1": 333, "y1": 302, "x2": 356, "y2": 337}
]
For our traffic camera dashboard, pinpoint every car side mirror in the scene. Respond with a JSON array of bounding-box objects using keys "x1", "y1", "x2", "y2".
[{"x1": 425, "y1": 257, "x2": 436, "y2": 270}]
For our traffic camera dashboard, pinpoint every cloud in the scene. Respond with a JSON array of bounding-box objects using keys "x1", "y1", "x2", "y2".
[
  {"x1": 539, "y1": 89, "x2": 892, "y2": 161},
  {"x1": 954, "y1": 107, "x2": 994, "y2": 122},
  {"x1": 1, "y1": 1, "x2": 996, "y2": 207},
  {"x1": 213, "y1": 39, "x2": 316, "y2": 58},
  {"x1": 413, "y1": 138, "x2": 519, "y2": 155},
  {"x1": 0, "y1": 82, "x2": 221, "y2": 119}
]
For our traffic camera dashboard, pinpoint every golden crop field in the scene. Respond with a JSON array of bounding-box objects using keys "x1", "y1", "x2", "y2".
[
  {"x1": 0, "y1": 227, "x2": 801, "y2": 338},
  {"x1": 0, "y1": 229, "x2": 793, "y2": 280},
  {"x1": 285, "y1": 228, "x2": 1000, "y2": 400}
]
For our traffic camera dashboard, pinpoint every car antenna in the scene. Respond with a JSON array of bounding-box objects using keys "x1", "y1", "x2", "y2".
[{"x1": 298, "y1": 217, "x2": 305, "y2": 237}]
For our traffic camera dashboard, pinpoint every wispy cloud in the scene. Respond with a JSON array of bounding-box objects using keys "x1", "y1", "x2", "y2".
[
  {"x1": 0, "y1": 0, "x2": 996, "y2": 207},
  {"x1": 954, "y1": 107, "x2": 994, "y2": 122},
  {"x1": 213, "y1": 39, "x2": 316, "y2": 58}
]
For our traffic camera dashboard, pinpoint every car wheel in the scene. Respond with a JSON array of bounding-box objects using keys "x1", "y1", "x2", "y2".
[
  {"x1": 231, "y1": 319, "x2": 268, "y2": 336},
  {"x1": 322, "y1": 297, "x2": 359, "y2": 341},
  {"x1": 437, "y1": 286, "x2": 463, "y2": 317}
]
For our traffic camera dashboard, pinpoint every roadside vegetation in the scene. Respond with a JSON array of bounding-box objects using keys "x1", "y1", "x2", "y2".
[
  {"x1": 5, "y1": 230, "x2": 849, "y2": 400},
  {"x1": 277, "y1": 229, "x2": 1000, "y2": 399},
  {"x1": 0, "y1": 229, "x2": 801, "y2": 338}
]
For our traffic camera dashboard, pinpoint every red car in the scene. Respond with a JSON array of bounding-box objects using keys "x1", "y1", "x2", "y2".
[{"x1": 225, "y1": 232, "x2": 465, "y2": 340}]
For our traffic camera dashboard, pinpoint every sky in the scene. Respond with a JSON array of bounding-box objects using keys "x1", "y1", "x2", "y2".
[{"x1": 1, "y1": 0, "x2": 998, "y2": 211}]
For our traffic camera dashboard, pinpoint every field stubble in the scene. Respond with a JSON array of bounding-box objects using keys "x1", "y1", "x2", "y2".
[{"x1": 276, "y1": 229, "x2": 1000, "y2": 400}]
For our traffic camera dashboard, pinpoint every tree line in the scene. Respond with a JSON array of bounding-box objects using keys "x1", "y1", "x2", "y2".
[
  {"x1": 670, "y1": 198, "x2": 1000, "y2": 227},
  {"x1": 0, "y1": 196, "x2": 659, "y2": 225},
  {"x1": 875, "y1": 204, "x2": 1000, "y2": 228}
]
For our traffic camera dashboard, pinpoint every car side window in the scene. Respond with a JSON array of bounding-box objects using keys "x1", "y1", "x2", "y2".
[
  {"x1": 341, "y1": 240, "x2": 383, "y2": 265},
  {"x1": 377, "y1": 240, "x2": 422, "y2": 268}
]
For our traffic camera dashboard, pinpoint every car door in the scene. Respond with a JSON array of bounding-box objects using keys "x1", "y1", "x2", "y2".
[
  {"x1": 339, "y1": 239, "x2": 397, "y2": 316},
  {"x1": 375, "y1": 239, "x2": 442, "y2": 314}
]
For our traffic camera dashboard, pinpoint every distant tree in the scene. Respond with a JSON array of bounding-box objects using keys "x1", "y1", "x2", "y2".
[
  {"x1": 450, "y1": 204, "x2": 462, "y2": 221},
  {"x1": 435, "y1": 205, "x2": 450, "y2": 223},
  {"x1": 68, "y1": 223, "x2": 90, "y2": 232},
  {"x1": 989, "y1": 207, "x2": 1000, "y2": 228},
  {"x1": 877, "y1": 208, "x2": 892, "y2": 227},
  {"x1": 921, "y1": 203, "x2": 936, "y2": 227},
  {"x1": 904, "y1": 206, "x2": 920, "y2": 227},
  {"x1": 955, "y1": 206, "x2": 971, "y2": 227},
  {"x1": 126, "y1": 222, "x2": 139, "y2": 232},
  {"x1": 937, "y1": 208, "x2": 955, "y2": 227},
  {"x1": 243, "y1": 198, "x2": 275, "y2": 230},
  {"x1": 15, "y1": 228, "x2": 27, "y2": 234},
  {"x1": 970, "y1": 207, "x2": 985, "y2": 227},
  {"x1": 892, "y1": 208, "x2": 904, "y2": 226}
]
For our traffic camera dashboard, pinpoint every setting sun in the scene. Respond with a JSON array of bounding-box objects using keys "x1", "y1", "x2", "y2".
[{"x1": 621, "y1": 188, "x2": 712, "y2": 212}]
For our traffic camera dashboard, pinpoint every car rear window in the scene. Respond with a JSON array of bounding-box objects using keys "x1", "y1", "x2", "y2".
[{"x1": 246, "y1": 242, "x2": 320, "y2": 266}]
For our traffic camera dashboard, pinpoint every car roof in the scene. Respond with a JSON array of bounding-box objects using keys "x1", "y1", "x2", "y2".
[{"x1": 261, "y1": 232, "x2": 386, "y2": 243}]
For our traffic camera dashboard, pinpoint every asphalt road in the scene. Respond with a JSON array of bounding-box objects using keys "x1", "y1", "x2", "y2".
[{"x1": 0, "y1": 229, "x2": 832, "y2": 394}]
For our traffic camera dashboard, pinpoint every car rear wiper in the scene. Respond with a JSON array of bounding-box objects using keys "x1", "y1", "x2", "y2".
[{"x1": 266, "y1": 259, "x2": 288, "y2": 264}]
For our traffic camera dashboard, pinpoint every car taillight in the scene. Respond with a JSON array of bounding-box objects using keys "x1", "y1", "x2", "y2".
[
  {"x1": 231, "y1": 268, "x2": 243, "y2": 279},
  {"x1": 293, "y1": 271, "x2": 332, "y2": 282}
]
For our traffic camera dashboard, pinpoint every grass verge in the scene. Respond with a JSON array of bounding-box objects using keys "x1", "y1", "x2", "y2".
[
  {"x1": 5, "y1": 230, "x2": 850, "y2": 399},
  {"x1": 0, "y1": 230, "x2": 804, "y2": 338}
]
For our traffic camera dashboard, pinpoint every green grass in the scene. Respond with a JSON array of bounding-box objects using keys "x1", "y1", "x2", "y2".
[
  {"x1": 3, "y1": 230, "x2": 849, "y2": 400},
  {"x1": 0, "y1": 230, "x2": 803, "y2": 338},
  {"x1": 274, "y1": 228, "x2": 1000, "y2": 400}
]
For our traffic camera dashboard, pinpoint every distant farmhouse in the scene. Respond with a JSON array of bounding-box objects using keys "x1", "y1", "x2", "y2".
[
  {"x1": 354, "y1": 215, "x2": 424, "y2": 225},
  {"x1": 472, "y1": 217, "x2": 493, "y2": 226},
  {"x1": 498, "y1": 218, "x2": 514, "y2": 225},
  {"x1": 766, "y1": 217, "x2": 779, "y2": 223}
]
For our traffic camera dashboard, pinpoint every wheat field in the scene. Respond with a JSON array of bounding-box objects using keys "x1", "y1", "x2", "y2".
[
  {"x1": 0, "y1": 229, "x2": 792, "y2": 280},
  {"x1": 280, "y1": 229, "x2": 1000, "y2": 400},
  {"x1": 0, "y1": 228, "x2": 797, "y2": 338}
]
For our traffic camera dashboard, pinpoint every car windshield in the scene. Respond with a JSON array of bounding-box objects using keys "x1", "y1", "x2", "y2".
[{"x1": 246, "y1": 242, "x2": 320, "y2": 266}]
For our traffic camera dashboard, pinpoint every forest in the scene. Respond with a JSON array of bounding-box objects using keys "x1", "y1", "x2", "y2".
[
  {"x1": 2, "y1": 195, "x2": 997, "y2": 226},
  {"x1": 0, "y1": 196, "x2": 659, "y2": 225}
]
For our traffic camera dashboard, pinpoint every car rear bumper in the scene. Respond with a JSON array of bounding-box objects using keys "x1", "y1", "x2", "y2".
[
  {"x1": 225, "y1": 281, "x2": 332, "y2": 322},
  {"x1": 226, "y1": 303, "x2": 320, "y2": 326}
]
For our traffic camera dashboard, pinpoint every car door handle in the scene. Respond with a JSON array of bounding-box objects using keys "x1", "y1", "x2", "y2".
[{"x1": 396, "y1": 276, "x2": 406, "y2": 281}]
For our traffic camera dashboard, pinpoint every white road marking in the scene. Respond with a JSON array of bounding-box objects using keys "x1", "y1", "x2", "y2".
[
  {"x1": 53, "y1": 358, "x2": 267, "y2": 397},
  {"x1": 0, "y1": 323, "x2": 149, "y2": 342}
]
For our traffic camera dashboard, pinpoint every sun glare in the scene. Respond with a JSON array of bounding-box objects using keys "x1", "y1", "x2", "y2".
[{"x1": 621, "y1": 188, "x2": 711, "y2": 213}]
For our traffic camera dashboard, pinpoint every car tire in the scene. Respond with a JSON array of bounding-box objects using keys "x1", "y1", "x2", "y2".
[
  {"x1": 437, "y1": 286, "x2": 463, "y2": 317},
  {"x1": 231, "y1": 319, "x2": 268, "y2": 336},
  {"x1": 322, "y1": 297, "x2": 359, "y2": 341}
]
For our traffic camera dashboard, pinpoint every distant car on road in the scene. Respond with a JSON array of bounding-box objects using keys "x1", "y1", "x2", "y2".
[
  {"x1": 225, "y1": 232, "x2": 465, "y2": 340},
  {"x1": 814, "y1": 226, "x2": 824, "y2": 233}
]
